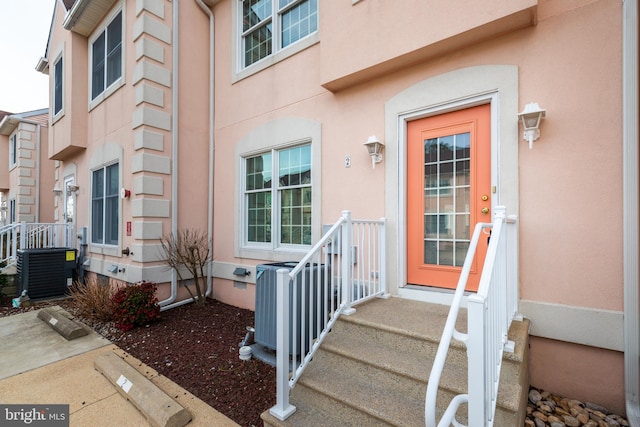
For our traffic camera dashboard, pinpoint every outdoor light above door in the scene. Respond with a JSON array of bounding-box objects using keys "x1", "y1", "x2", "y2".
[
  {"x1": 364, "y1": 135, "x2": 384, "y2": 169},
  {"x1": 518, "y1": 102, "x2": 546, "y2": 149}
]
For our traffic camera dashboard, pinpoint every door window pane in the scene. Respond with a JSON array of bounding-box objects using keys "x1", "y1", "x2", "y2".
[{"x1": 422, "y1": 132, "x2": 472, "y2": 267}]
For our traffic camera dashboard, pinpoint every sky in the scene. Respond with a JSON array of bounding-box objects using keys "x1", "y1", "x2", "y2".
[{"x1": 0, "y1": 0, "x2": 55, "y2": 114}]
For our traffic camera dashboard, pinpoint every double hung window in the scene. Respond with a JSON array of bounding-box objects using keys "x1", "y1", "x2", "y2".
[
  {"x1": 91, "y1": 11, "x2": 122, "y2": 100},
  {"x1": 53, "y1": 57, "x2": 63, "y2": 115},
  {"x1": 241, "y1": 0, "x2": 318, "y2": 68},
  {"x1": 91, "y1": 163, "x2": 119, "y2": 245},
  {"x1": 9, "y1": 134, "x2": 16, "y2": 168},
  {"x1": 9, "y1": 199, "x2": 15, "y2": 224},
  {"x1": 244, "y1": 144, "x2": 312, "y2": 248}
]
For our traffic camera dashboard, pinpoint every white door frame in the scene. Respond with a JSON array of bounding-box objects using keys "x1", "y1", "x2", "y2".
[
  {"x1": 63, "y1": 175, "x2": 76, "y2": 247},
  {"x1": 384, "y1": 65, "x2": 519, "y2": 303}
]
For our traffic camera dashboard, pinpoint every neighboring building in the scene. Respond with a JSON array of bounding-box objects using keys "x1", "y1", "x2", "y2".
[
  {"x1": 37, "y1": 0, "x2": 638, "y2": 420},
  {"x1": 0, "y1": 109, "x2": 54, "y2": 226}
]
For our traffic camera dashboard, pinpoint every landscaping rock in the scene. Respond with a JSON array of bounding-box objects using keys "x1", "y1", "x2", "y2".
[{"x1": 526, "y1": 387, "x2": 629, "y2": 427}]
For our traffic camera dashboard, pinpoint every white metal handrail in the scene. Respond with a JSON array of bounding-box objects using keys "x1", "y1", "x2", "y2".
[
  {"x1": 269, "y1": 210, "x2": 387, "y2": 420},
  {"x1": 0, "y1": 222, "x2": 75, "y2": 267},
  {"x1": 425, "y1": 206, "x2": 519, "y2": 427}
]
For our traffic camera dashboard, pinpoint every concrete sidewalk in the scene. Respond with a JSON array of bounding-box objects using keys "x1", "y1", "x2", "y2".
[{"x1": 0, "y1": 307, "x2": 239, "y2": 427}]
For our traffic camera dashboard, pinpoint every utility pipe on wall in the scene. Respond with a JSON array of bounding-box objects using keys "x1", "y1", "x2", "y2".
[
  {"x1": 194, "y1": 0, "x2": 215, "y2": 300},
  {"x1": 159, "y1": 0, "x2": 180, "y2": 307},
  {"x1": 161, "y1": 0, "x2": 215, "y2": 309}
]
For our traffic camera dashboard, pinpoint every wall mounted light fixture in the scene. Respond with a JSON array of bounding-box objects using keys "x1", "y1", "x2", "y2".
[
  {"x1": 518, "y1": 102, "x2": 546, "y2": 150},
  {"x1": 364, "y1": 135, "x2": 384, "y2": 169},
  {"x1": 52, "y1": 185, "x2": 62, "y2": 196}
]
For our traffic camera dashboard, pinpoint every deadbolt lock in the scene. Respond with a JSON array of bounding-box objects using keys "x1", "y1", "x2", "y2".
[{"x1": 481, "y1": 195, "x2": 489, "y2": 201}]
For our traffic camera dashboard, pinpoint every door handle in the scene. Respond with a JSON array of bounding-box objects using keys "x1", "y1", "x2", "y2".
[{"x1": 481, "y1": 207, "x2": 490, "y2": 215}]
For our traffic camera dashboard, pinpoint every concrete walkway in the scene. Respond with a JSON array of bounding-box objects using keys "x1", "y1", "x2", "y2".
[{"x1": 0, "y1": 307, "x2": 239, "y2": 427}]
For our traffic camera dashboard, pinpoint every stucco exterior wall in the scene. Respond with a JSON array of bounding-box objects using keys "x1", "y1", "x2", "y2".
[
  {"x1": 209, "y1": 0, "x2": 624, "y2": 412},
  {"x1": 42, "y1": 0, "x2": 626, "y2": 413}
]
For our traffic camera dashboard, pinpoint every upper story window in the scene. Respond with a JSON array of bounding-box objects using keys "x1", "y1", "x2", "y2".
[
  {"x1": 241, "y1": 0, "x2": 318, "y2": 68},
  {"x1": 9, "y1": 134, "x2": 17, "y2": 168},
  {"x1": 244, "y1": 144, "x2": 312, "y2": 248},
  {"x1": 91, "y1": 10, "x2": 123, "y2": 101},
  {"x1": 53, "y1": 56, "x2": 63, "y2": 116}
]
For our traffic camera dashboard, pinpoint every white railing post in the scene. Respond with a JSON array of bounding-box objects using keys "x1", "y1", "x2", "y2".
[
  {"x1": 379, "y1": 218, "x2": 389, "y2": 298},
  {"x1": 467, "y1": 294, "x2": 487, "y2": 427},
  {"x1": 19, "y1": 222, "x2": 26, "y2": 250},
  {"x1": 340, "y1": 210, "x2": 355, "y2": 315},
  {"x1": 507, "y1": 215, "x2": 521, "y2": 322},
  {"x1": 269, "y1": 268, "x2": 296, "y2": 420}
]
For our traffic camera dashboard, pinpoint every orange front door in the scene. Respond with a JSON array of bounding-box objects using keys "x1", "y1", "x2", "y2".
[{"x1": 407, "y1": 104, "x2": 491, "y2": 291}]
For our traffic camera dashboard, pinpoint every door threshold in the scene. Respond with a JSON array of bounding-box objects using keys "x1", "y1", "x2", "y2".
[{"x1": 398, "y1": 285, "x2": 470, "y2": 307}]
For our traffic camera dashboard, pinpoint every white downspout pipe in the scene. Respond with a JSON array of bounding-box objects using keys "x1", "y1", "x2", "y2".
[
  {"x1": 34, "y1": 124, "x2": 41, "y2": 223},
  {"x1": 160, "y1": 0, "x2": 180, "y2": 307},
  {"x1": 194, "y1": 0, "x2": 215, "y2": 299},
  {"x1": 623, "y1": 0, "x2": 640, "y2": 424},
  {"x1": 161, "y1": 0, "x2": 215, "y2": 310}
]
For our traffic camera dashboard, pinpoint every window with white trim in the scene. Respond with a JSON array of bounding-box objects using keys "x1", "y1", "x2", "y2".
[
  {"x1": 90, "y1": 10, "x2": 122, "y2": 101},
  {"x1": 241, "y1": 0, "x2": 318, "y2": 68},
  {"x1": 244, "y1": 144, "x2": 312, "y2": 247},
  {"x1": 91, "y1": 163, "x2": 119, "y2": 245},
  {"x1": 9, "y1": 134, "x2": 16, "y2": 168},
  {"x1": 9, "y1": 199, "x2": 15, "y2": 224},
  {"x1": 53, "y1": 56, "x2": 63, "y2": 115}
]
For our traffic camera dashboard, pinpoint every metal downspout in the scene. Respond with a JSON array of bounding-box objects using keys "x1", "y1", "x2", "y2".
[
  {"x1": 623, "y1": 0, "x2": 640, "y2": 423},
  {"x1": 160, "y1": 0, "x2": 180, "y2": 307},
  {"x1": 195, "y1": 0, "x2": 215, "y2": 299},
  {"x1": 35, "y1": 124, "x2": 41, "y2": 222},
  {"x1": 161, "y1": 0, "x2": 215, "y2": 310}
]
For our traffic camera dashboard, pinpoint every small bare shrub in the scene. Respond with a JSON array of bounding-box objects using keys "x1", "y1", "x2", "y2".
[
  {"x1": 160, "y1": 229, "x2": 211, "y2": 306},
  {"x1": 68, "y1": 275, "x2": 123, "y2": 322}
]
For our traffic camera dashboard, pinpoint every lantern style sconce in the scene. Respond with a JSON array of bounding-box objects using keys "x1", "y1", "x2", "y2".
[
  {"x1": 52, "y1": 185, "x2": 62, "y2": 197},
  {"x1": 363, "y1": 135, "x2": 384, "y2": 169},
  {"x1": 518, "y1": 102, "x2": 546, "y2": 150}
]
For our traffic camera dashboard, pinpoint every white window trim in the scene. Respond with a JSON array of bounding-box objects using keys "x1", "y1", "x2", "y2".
[
  {"x1": 52, "y1": 46, "x2": 65, "y2": 123},
  {"x1": 232, "y1": 0, "x2": 320, "y2": 83},
  {"x1": 243, "y1": 143, "x2": 313, "y2": 248},
  {"x1": 9, "y1": 199, "x2": 16, "y2": 224},
  {"x1": 235, "y1": 117, "x2": 322, "y2": 261},
  {"x1": 9, "y1": 133, "x2": 17, "y2": 170},
  {"x1": 88, "y1": 143, "x2": 123, "y2": 256},
  {"x1": 88, "y1": 2, "x2": 126, "y2": 111}
]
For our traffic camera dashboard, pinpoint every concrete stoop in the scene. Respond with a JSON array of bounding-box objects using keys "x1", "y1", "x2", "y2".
[{"x1": 261, "y1": 297, "x2": 530, "y2": 427}]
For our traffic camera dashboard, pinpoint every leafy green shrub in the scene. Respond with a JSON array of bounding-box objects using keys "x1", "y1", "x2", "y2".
[
  {"x1": 68, "y1": 274, "x2": 121, "y2": 322},
  {"x1": 111, "y1": 281, "x2": 160, "y2": 331}
]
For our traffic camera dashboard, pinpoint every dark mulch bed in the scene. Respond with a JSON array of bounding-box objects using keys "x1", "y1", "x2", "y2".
[{"x1": 0, "y1": 297, "x2": 276, "y2": 427}]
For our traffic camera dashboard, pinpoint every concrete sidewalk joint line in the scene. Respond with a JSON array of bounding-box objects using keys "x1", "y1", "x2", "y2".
[
  {"x1": 94, "y1": 351, "x2": 192, "y2": 427},
  {"x1": 37, "y1": 308, "x2": 88, "y2": 340}
]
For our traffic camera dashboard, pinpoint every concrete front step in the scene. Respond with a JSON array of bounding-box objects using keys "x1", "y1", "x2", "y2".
[{"x1": 262, "y1": 297, "x2": 530, "y2": 427}]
